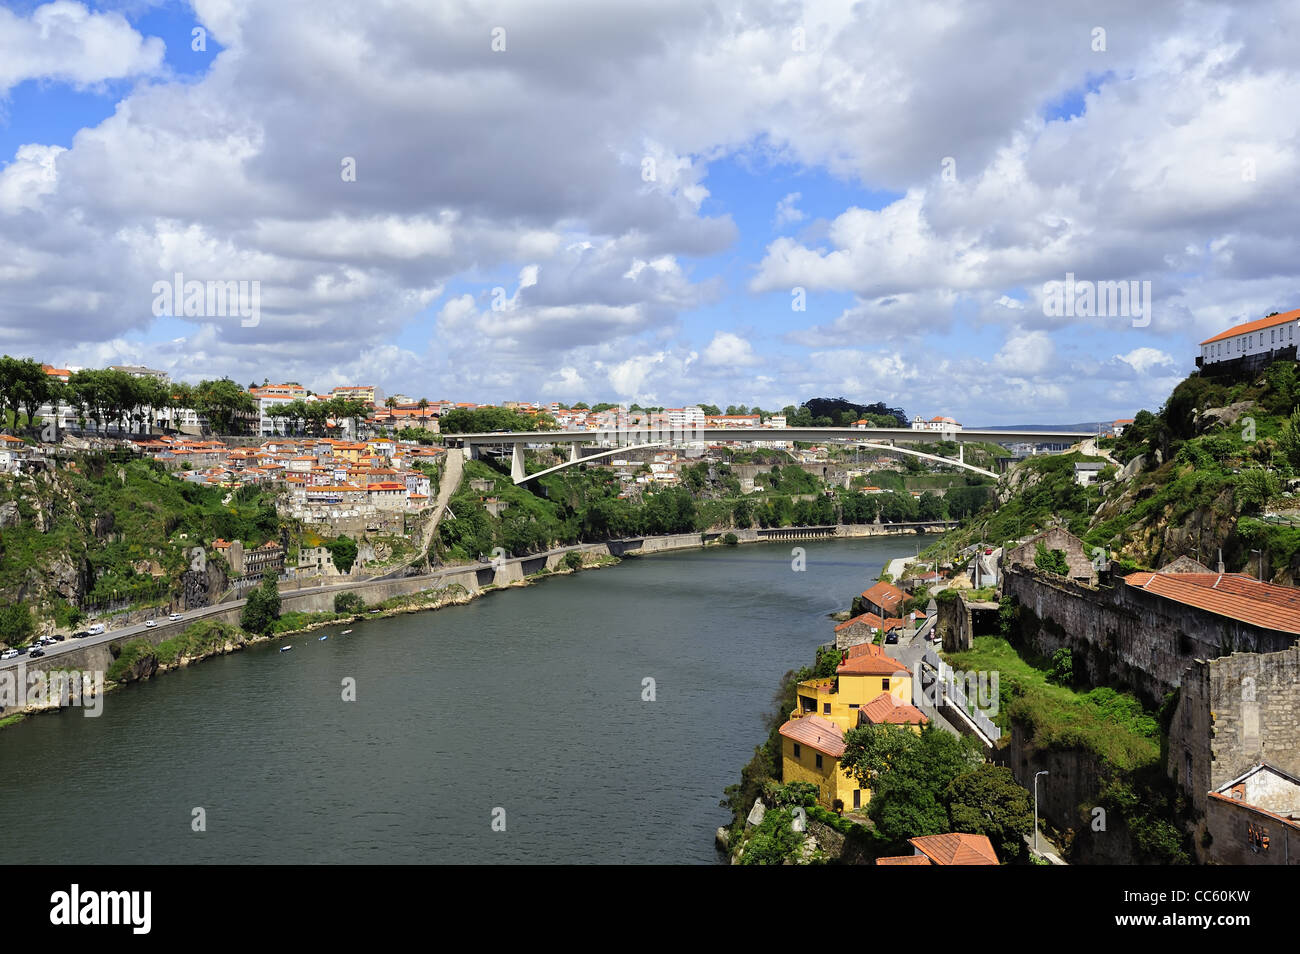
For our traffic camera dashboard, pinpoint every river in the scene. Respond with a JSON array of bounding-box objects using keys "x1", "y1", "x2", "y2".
[{"x1": 0, "y1": 535, "x2": 932, "y2": 864}]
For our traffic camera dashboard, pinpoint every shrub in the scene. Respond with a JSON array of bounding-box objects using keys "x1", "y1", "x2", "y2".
[
  {"x1": 563, "y1": 551, "x2": 583, "y2": 571},
  {"x1": 333, "y1": 591, "x2": 366, "y2": 614},
  {"x1": 722, "y1": 532, "x2": 739, "y2": 545}
]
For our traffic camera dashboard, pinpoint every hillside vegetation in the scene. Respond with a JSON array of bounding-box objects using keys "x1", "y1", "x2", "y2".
[{"x1": 935, "y1": 359, "x2": 1300, "y2": 580}]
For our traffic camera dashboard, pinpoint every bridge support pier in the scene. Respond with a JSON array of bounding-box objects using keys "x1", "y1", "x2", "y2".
[
  {"x1": 467, "y1": 443, "x2": 479, "y2": 461},
  {"x1": 959, "y1": 444, "x2": 964, "y2": 463},
  {"x1": 570, "y1": 443, "x2": 581, "y2": 463},
  {"x1": 511, "y1": 443, "x2": 526, "y2": 482}
]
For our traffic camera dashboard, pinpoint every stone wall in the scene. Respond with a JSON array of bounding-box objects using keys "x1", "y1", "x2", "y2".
[
  {"x1": 1204, "y1": 796, "x2": 1300, "y2": 864},
  {"x1": 1003, "y1": 565, "x2": 1298, "y2": 703},
  {"x1": 995, "y1": 722, "x2": 1136, "y2": 864},
  {"x1": 1171, "y1": 647, "x2": 1300, "y2": 830},
  {"x1": 1005, "y1": 527, "x2": 1097, "y2": 584}
]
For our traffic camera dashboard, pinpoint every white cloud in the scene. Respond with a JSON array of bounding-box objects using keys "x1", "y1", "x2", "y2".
[
  {"x1": 1116, "y1": 347, "x2": 1175, "y2": 376},
  {"x1": 773, "y1": 192, "x2": 805, "y2": 228},
  {"x1": 0, "y1": 1, "x2": 164, "y2": 93},
  {"x1": 702, "y1": 331, "x2": 762, "y2": 367}
]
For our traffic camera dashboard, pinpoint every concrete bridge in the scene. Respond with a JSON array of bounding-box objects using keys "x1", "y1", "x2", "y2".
[{"x1": 445, "y1": 426, "x2": 1091, "y2": 483}]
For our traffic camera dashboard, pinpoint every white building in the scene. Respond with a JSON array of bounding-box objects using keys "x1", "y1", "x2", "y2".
[
  {"x1": 911, "y1": 415, "x2": 962, "y2": 432},
  {"x1": 1199, "y1": 309, "x2": 1300, "y2": 367}
]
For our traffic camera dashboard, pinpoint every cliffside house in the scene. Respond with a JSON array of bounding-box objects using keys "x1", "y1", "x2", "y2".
[
  {"x1": 1198, "y1": 307, "x2": 1300, "y2": 373},
  {"x1": 778, "y1": 714, "x2": 866, "y2": 812},
  {"x1": 791, "y1": 643, "x2": 913, "y2": 734},
  {"x1": 834, "y1": 611, "x2": 906, "y2": 651},
  {"x1": 1204, "y1": 763, "x2": 1300, "y2": 866},
  {"x1": 859, "y1": 580, "x2": 907, "y2": 619}
]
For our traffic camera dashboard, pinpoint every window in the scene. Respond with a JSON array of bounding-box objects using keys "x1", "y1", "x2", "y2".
[
  {"x1": 853, "y1": 789, "x2": 861, "y2": 809},
  {"x1": 881, "y1": 678, "x2": 890, "y2": 691},
  {"x1": 849, "y1": 703, "x2": 859, "y2": 710},
  {"x1": 823, "y1": 702, "x2": 831, "y2": 714},
  {"x1": 815, "y1": 753, "x2": 824, "y2": 769},
  {"x1": 792, "y1": 743, "x2": 801, "y2": 759}
]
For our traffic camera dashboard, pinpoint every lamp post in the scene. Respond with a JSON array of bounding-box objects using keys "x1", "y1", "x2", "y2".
[{"x1": 1034, "y1": 770, "x2": 1049, "y2": 855}]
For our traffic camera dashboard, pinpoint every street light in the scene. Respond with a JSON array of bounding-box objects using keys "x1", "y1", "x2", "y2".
[{"x1": 1033, "y1": 770, "x2": 1049, "y2": 855}]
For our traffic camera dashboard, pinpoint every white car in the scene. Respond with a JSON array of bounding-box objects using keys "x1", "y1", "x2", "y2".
[
  {"x1": 1, "y1": 649, "x2": 18, "y2": 660},
  {"x1": 145, "y1": 619, "x2": 157, "y2": 628},
  {"x1": 168, "y1": 613, "x2": 182, "y2": 622}
]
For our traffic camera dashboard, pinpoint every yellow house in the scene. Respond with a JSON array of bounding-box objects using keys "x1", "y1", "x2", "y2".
[
  {"x1": 779, "y1": 715, "x2": 868, "y2": 812},
  {"x1": 791, "y1": 644, "x2": 915, "y2": 733}
]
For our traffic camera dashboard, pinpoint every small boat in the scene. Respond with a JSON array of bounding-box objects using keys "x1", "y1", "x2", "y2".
[
  {"x1": 280, "y1": 646, "x2": 292, "y2": 653},
  {"x1": 318, "y1": 635, "x2": 328, "y2": 641},
  {"x1": 340, "y1": 629, "x2": 352, "y2": 636}
]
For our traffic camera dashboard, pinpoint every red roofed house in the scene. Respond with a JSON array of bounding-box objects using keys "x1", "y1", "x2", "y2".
[
  {"x1": 1198, "y1": 307, "x2": 1300, "y2": 372},
  {"x1": 859, "y1": 691, "x2": 929, "y2": 729},
  {"x1": 859, "y1": 580, "x2": 907, "y2": 619},
  {"x1": 876, "y1": 833, "x2": 999, "y2": 866},
  {"x1": 778, "y1": 715, "x2": 866, "y2": 812},
  {"x1": 834, "y1": 611, "x2": 906, "y2": 650},
  {"x1": 790, "y1": 646, "x2": 913, "y2": 734}
]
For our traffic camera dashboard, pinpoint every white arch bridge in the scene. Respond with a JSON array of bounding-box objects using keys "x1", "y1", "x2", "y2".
[{"x1": 443, "y1": 425, "x2": 1092, "y2": 484}]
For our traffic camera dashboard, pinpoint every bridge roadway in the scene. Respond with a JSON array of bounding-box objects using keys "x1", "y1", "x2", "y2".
[
  {"x1": 446, "y1": 425, "x2": 1093, "y2": 448},
  {"x1": 446, "y1": 426, "x2": 1091, "y2": 483}
]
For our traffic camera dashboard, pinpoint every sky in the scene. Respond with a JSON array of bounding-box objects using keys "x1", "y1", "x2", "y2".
[{"x1": 0, "y1": 0, "x2": 1298, "y2": 424}]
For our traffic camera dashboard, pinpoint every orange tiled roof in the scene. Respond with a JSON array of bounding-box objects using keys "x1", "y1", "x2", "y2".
[
  {"x1": 876, "y1": 854, "x2": 932, "y2": 866},
  {"x1": 861, "y1": 692, "x2": 929, "y2": 726},
  {"x1": 835, "y1": 612, "x2": 906, "y2": 633},
  {"x1": 1122, "y1": 572, "x2": 1300, "y2": 634},
  {"x1": 1200, "y1": 307, "x2": 1300, "y2": 345},
  {"x1": 778, "y1": 715, "x2": 845, "y2": 758},
  {"x1": 861, "y1": 581, "x2": 906, "y2": 614},
  {"x1": 838, "y1": 652, "x2": 911, "y2": 678},
  {"x1": 908, "y1": 833, "x2": 998, "y2": 866}
]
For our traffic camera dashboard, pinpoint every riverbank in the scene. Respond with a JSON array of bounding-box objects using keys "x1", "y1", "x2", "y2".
[
  {"x1": 0, "y1": 553, "x2": 622, "y2": 727},
  {"x1": 2, "y1": 525, "x2": 951, "y2": 730}
]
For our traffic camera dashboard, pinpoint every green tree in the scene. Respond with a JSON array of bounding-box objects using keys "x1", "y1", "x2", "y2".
[
  {"x1": 0, "y1": 603, "x2": 36, "y2": 645},
  {"x1": 328, "y1": 535, "x2": 359, "y2": 574},
  {"x1": 333, "y1": 592, "x2": 366, "y2": 614},
  {"x1": 1235, "y1": 467, "x2": 1280, "y2": 514},
  {"x1": 946, "y1": 764, "x2": 1032, "y2": 863},
  {"x1": 240, "y1": 571, "x2": 282, "y2": 635},
  {"x1": 1034, "y1": 541, "x2": 1070, "y2": 575}
]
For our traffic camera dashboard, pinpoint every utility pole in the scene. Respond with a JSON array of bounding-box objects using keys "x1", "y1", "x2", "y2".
[{"x1": 1034, "y1": 770, "x2": 1049, "y2": 855}]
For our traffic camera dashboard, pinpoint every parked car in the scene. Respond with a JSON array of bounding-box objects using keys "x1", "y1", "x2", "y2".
[
  {"x1": 145, "y1": 620, "x2": 157, "y2": 628},
  {"x1": 168, "y1": 613, "x2": 182, "y2": 622},
  {"x1": 86, "y1": 624, "x2": 105, "y2": 636},
  {"x1": 28, "y1": 649, "x2": 45, "y2": 658},
  {"x1": 72, "y1": 631, "x2": 90, "y2": 639},
  {"x1": 1, "y1": 649, "x2": 19, "y2": 660},
  {"x1": 50, "y1": 634, "x2": 65, "y2": 641},
  {"x1": 885, "y1": 632, "x2": 900, "y2": 644}
]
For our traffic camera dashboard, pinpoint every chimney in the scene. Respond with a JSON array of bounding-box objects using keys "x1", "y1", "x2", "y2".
[{"x1": 1217, "y1": 548, "x2": 1224, "y2": 574}]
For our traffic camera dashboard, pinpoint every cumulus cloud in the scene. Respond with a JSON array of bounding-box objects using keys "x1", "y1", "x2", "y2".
[
  {"x1": 0, "y1": 1, "x2": 164, "y2": 93},
  {"x1": 1115, "y1": 347, "x2": 1176, "y2": 376},
  {"x1": 4, "y1": 0, "x2": 1300, "y2": 421},
  {"x1": 702, "y1": 331, "x2": 762, "y2": 367}
]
